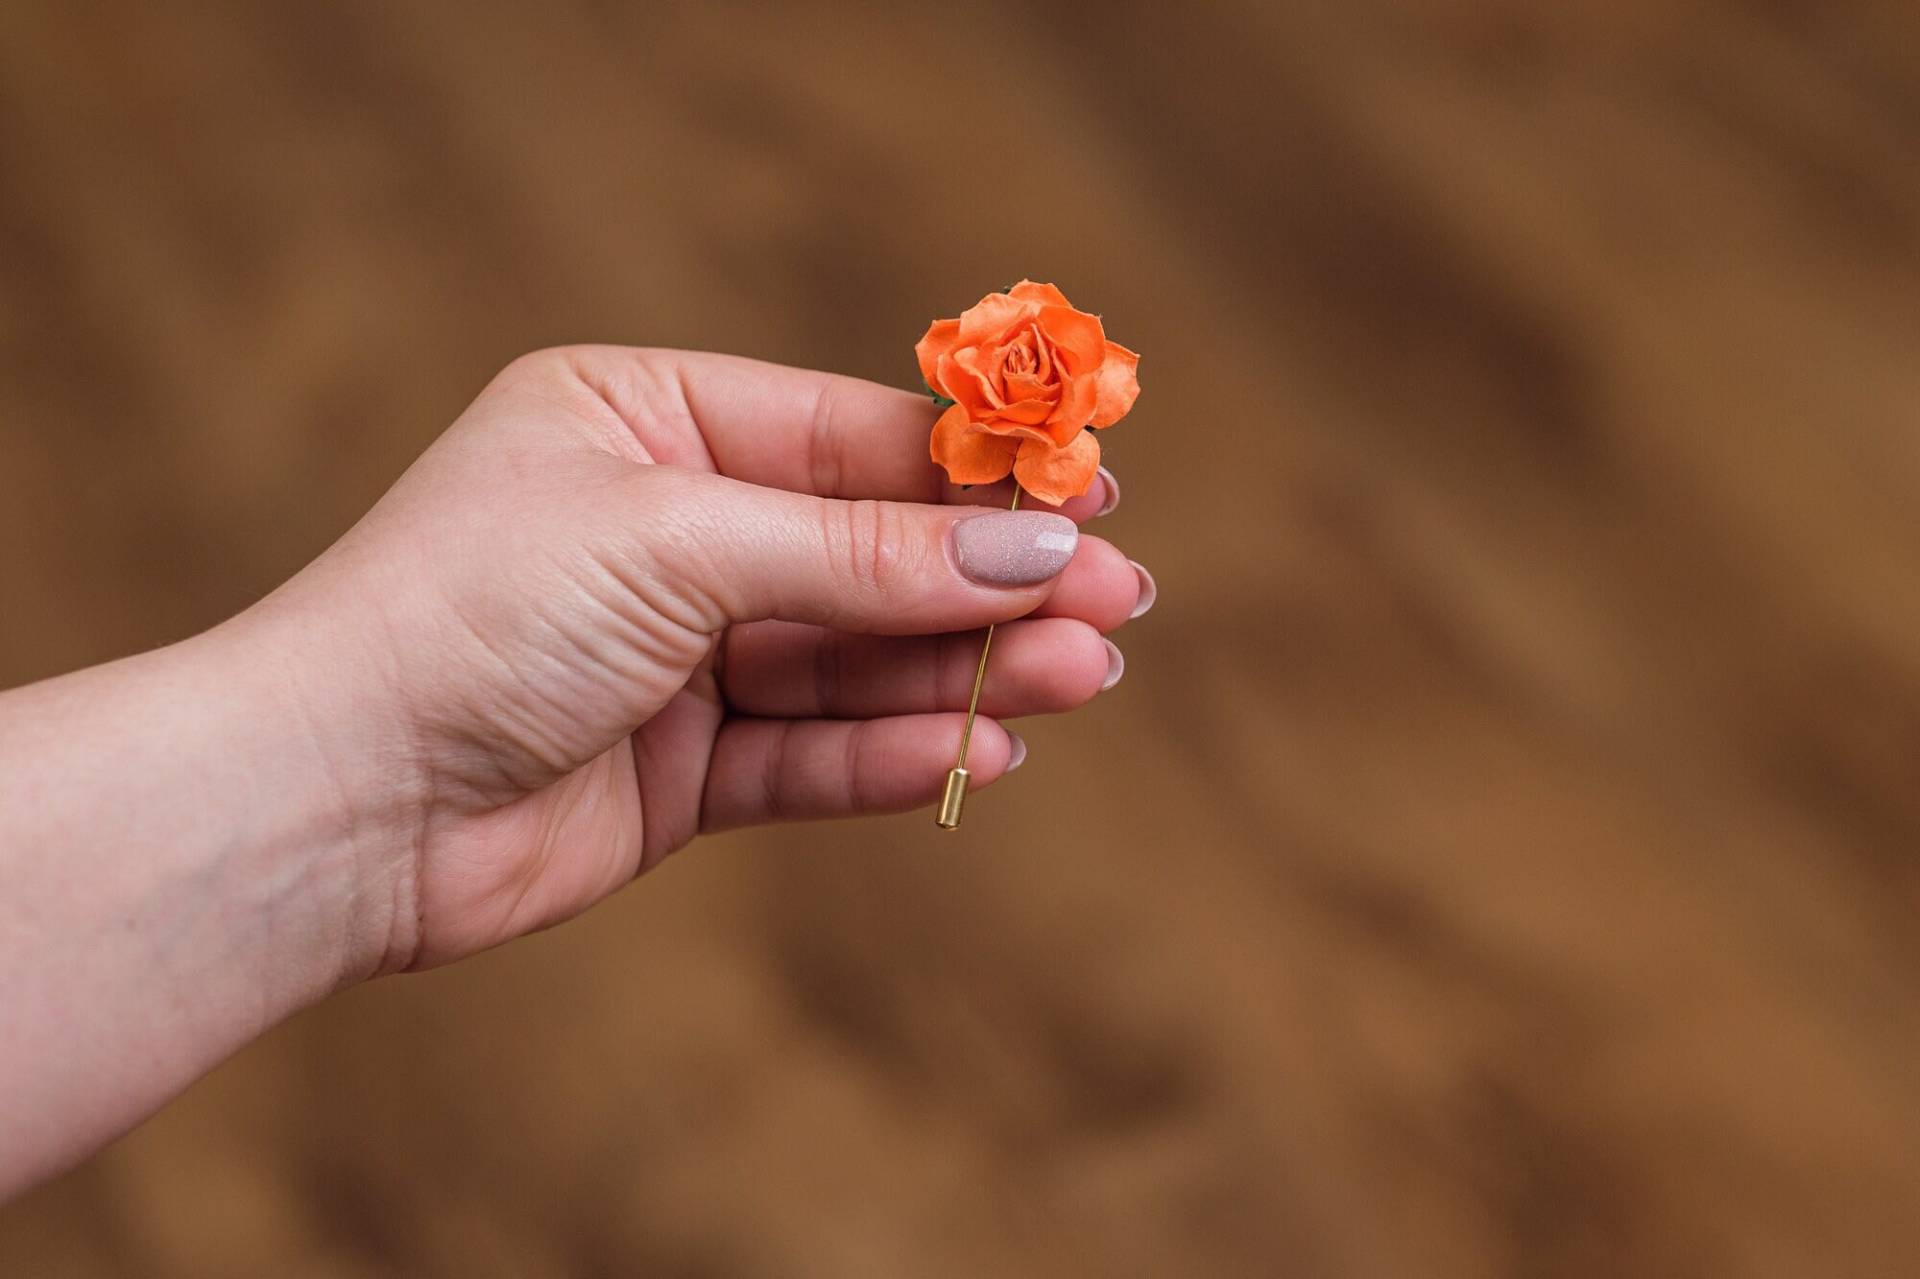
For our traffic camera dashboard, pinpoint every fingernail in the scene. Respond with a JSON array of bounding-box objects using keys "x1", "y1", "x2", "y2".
[
  {"x1": 1095, "y1": 466, "x2": 1121, "y2": 517},
  {"x1": 954, "y1": 511, "x2": 1078, "y2": 586},
  {"x1": 1129, "y1": 561, "x2": 1157, "y2": 618},
  {"x1": 1006, "y1": 732, "x2": 1028, "y2": 772},
  {"x1": 1101, "y1": 639, "x2": 1125, "y2": 690}
]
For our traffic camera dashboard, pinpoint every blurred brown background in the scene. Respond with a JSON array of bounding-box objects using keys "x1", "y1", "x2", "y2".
[{"x1": 4, "y1": 0, "x2": 1920, "y2": 1274}]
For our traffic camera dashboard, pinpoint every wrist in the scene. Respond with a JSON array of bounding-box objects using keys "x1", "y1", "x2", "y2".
[{"x1": 183, "y1": 606, "x2": 429, "y2": 987}]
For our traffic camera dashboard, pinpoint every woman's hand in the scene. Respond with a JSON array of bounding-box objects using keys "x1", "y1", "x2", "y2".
[
  {"x1": 223, "y1": 347, "x2": 1149, "y2": 971},
  {"x1": 0, "y1": 347, "x2": 1150, "y2": 1194}
]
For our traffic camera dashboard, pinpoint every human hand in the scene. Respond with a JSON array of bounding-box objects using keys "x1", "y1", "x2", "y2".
[{"x1": 248, "y1": 348, "x2": 1151, "y2": 972}]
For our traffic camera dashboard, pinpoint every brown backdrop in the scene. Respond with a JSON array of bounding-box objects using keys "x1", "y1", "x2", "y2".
[{"x1": 4, "y1": 1, "x2": 1920, "y2": 1274}]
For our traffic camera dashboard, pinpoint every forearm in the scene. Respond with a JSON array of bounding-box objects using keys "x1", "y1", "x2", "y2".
[{"x1": 0, "y1": 618, "x2": 409, "y2": 1195}]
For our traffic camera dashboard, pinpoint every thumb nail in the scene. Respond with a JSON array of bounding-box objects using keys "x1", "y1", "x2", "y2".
[{"x1": 954, "y1": 511, "x2": 1078, "y2": 586}]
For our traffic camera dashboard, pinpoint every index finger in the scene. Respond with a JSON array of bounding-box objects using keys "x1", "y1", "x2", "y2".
[{"x1": 566, "y1": 347, "x2": 1115, "y2": 518}]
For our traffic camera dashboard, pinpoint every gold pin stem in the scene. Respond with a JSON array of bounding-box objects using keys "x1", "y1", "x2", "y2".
[{"x1": 937, "y1": 486, "x2": 1021, "y2": 829}]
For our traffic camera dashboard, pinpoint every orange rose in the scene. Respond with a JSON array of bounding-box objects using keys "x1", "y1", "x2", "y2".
[{"x1": 916, "y1": 280, "x2": 1140, "y2": 506}]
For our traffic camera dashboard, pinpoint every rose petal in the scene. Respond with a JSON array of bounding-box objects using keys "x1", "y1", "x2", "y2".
[
  {"x1": 1003, "y1": 371, "x2": 1056, "y2": 403},
  {"x1": 914, "y1": 318, "x2": 962, "y2": 391},
  {"x1": 973, "y1": 416, "x2": 1058, "y2": 442},
  {"x1": 951, "y1": 346, "x2": 1007, "y2": 409},
  {"x1": 1008, "y1": 280, "x2": 1073, "y2": 308},
  {"x1": 957, "y1": 291, "x2": 1033, "y2": 346},
  {"x1": 1028, "y1": 323, "x2": 1055, "y2": 380},
  {"x1": 1013, "y1": 429, "x2": 1101, "y2": 506},
  {"x1": 1091, "y1": 341, "x2": 1141, "y2": 427},
  {"x1": 937, "y1": 349, "x2": 997, "y2": 415},
  {"x1": 930, "y1": 404, "x2": 1020, "y2": 486},
  {"x1": 1041, "y1": 371, "x2": 1099, "y2": 446},
  {"x1": 991, "y1": 333, "x2": 1030, "y2": 399},
  {"x1": 991, "y1": 396, "x2": 1057, "y2": 427},
  {"x1": 1002, "y1": 329, "x2": 1037, "y2": 367},
  {"x1": 1036, "y1": 305, "x2": 1106, "y2": 375}
]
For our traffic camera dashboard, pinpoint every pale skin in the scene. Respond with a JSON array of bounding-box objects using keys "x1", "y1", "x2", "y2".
[{"x1": 0, "y1": 347, "x2": 1149, "y2": 1198}]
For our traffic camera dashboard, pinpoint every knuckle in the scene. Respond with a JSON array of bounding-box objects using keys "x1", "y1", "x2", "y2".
[
  {"x1": 841, "y1": 721, "x2": 878, "y2": 814},
  {"x1": 804, "y1": 381, "x2": 845, "y2": 498},
  {"x1": 496, "y1": 345, "x2": 666, "y2": 400},
  {"x1": 761, "y1": 721, "x2": 792, "y2": 823},
  {"x1": 823, "y1": 498, "x2": 911, "y2": 596},
  {"x1": 497, "y1": 345, "x2": 579, "y2": 383}
]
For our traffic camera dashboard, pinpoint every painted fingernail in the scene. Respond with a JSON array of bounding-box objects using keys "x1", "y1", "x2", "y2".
[
  {"x1": 954, "y1": 511, "x2": 1078, "y2": 586},
  {"x1": 1101, "y1": 638, "x2": 1125, "y2": 690},
  {"x1": 1129, "y1": 560, "x2": 1157, "y2": 618},
  {"x1": 1006, "y1": 732, "x2": 1028, "y2": 772},
  {"x1": 1095, "y1": 466, "x2": 1121, "y2": 517}
]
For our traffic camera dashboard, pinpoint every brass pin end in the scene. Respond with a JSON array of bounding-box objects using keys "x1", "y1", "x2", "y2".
[
  {"x1": 936, "y1": 767, "x2": 970, "y2": 829},
  {"x1": 934, "y1": 485, "x2": 1020, "y2": 830}
]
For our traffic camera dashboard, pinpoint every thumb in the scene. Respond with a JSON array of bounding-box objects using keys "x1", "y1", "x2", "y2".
[{"x1": 635, "y1": 469, "x2": 1079, "y2": 635}]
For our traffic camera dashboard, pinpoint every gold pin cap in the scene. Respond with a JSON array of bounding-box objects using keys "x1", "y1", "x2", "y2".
[{"x1": 936, "y1": 767, "x2": 970, "y2": 829}]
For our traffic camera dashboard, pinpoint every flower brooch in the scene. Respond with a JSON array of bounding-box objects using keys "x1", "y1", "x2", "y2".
[
  {"x1": 919, "y1": 280, "x2": 1141, "y2": 506},
  {"x1": 918, "y1": 282, "x2": 1141, "y2": 827}
]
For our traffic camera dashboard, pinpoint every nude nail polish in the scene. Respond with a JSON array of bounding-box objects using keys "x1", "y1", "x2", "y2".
[
  {"x1": 1101, "y1": 639, "x2": 1125, "y2": 690},
  {"x1": 1096, "y1": 466, "x2": 1121, "y2": 517},
  {"x1": 1006, "y1": 733, "x2": 1028, "y2": 771},
  {"x1": 954, "y1": 511, "x2": 1078, "y2": 586},
  {"x1": 1129, "y1": 561, "x2": 1156, "y2": 618}
]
